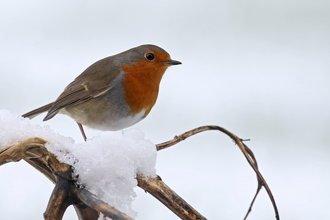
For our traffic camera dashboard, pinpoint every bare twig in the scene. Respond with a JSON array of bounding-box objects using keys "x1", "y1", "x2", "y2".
[
  {"x1": 76, "y1": 188, "x2": 133, "y2": 220},
  {"x1": 137, "y1": 174, "x2": 207, "y2": 220},
  {"x1": 156, "y1": 125, "x2": 280, "y2": 220}
]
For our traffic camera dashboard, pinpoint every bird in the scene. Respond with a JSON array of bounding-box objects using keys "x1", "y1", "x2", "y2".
[{"x1": 22, "y1": 44, "x2": 181, "y2": 141}]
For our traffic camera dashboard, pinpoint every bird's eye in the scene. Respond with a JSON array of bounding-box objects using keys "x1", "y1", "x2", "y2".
[{"x1": 145, "y1": 53, "x2": 155, "y2": 61}]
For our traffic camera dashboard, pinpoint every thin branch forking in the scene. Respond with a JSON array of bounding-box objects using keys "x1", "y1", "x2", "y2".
[{"x1": 156, "y1": 125, "x2": 280, "y2": 220}]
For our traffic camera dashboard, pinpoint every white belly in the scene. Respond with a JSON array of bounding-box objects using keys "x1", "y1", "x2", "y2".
[
  {"x1": 60, "y1": 108, "x2": 146, "y2": 131},
  {"x1": 94, "y1": 110, "x2": 146, "y2": 131}
]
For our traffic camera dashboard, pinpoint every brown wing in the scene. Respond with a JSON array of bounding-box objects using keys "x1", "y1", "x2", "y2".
[
  {"x1": 43, "y1": 57, "x2": 121, "y2": 121},
  {"x1": 22, "y1": 102, "x2": 54, "y2": 119}
]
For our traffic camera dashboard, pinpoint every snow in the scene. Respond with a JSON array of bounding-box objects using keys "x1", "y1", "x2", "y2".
[{"x1": 0, "y1": 109, "x2": 157, "y2": 219}]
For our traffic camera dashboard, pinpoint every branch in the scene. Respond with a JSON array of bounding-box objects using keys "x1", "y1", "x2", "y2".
[
  {"x1": 137, "y1": 174, "x2": 206, "y2": 220},
  {"x1": 0, "y1": 137, "x2": 206, "y2": 220},
  {"x1": 0, "y1": 137, "x2": 132, "y2": 220},
  {"x1": 76, "y1": 188, "x2": 132, "y2": 220},
  {"x1": 156, "y1": 125, "x2": 280, "y2": 220},
  {"x1": 0, "y1": 125, "x2": 280, "y2": 220}
]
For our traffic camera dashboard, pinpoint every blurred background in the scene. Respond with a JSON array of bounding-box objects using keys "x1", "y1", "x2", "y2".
[{"x1": 0, "y1": 0, "x2": 329, "y2": 219}]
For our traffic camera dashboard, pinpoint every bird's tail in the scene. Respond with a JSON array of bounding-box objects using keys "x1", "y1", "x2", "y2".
[{"x1": 22, "y1": 102, "x2": 54, "y2": 119}]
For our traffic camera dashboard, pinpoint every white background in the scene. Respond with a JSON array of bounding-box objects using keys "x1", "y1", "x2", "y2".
[{"x1": 0, "y1": 0, "x2": 329, "y2": 219}]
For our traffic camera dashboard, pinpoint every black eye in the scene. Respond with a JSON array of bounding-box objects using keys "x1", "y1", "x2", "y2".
[{"x1": 145, "y1": 53, "x2": 155, "y2": 61}]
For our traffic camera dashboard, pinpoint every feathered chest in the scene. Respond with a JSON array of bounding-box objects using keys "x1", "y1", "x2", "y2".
[{"x1": 121, "y1": 61, "x2": 168, "y2": 115}]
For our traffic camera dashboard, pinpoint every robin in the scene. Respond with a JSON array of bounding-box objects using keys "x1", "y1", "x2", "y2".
[{"x1": 22, "y1": 44, "x2": 181, "y2": 141}]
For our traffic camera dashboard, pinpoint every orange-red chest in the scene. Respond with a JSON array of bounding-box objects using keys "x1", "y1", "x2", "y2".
[{"x1": 121, "y1": 60, "x2": 168, "y2": 116}]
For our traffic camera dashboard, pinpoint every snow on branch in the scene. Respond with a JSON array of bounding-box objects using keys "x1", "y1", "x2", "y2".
[{"x1": 0, "y1": 110, "x2": 280, "y2": 219}]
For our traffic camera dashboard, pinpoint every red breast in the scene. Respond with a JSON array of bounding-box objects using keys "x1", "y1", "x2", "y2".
[{"x1": 121, "y1": 50, "x2": 172, "y2": 116}]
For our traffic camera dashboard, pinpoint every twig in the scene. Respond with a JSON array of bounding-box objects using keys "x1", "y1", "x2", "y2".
[
  {"x1": 156, "y1": 125, "x2": 280, "y2": 220},
  {"x1": 76, "y1": 188, "x2": 133, "y2": 220},
  {"x1": 137, "y1": 174, "x2": 207, "y2": 220}
]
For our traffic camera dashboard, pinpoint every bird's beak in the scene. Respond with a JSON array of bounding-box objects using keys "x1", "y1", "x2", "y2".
[{"x1": 163, "y1": 59, "x2": 182, "y2": 66}]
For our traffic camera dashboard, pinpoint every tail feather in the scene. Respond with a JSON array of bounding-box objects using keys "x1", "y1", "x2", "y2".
[{"x1": 22, "y1": 102, "x2": 54, "y2": 119}]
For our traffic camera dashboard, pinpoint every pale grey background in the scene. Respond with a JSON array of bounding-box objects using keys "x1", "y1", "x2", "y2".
[{"x1": 0, "y1": 0, "x2": 329, "y2": 219}]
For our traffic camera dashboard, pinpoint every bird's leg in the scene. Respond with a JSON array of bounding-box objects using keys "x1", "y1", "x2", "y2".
[{"x1": 77, "y1": 122, "x2": 87, "y2": 142}]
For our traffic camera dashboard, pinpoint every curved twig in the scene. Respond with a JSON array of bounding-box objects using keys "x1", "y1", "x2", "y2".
[{"x1": 156, "y1": 125, "x2": 280, "y2": 220}]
